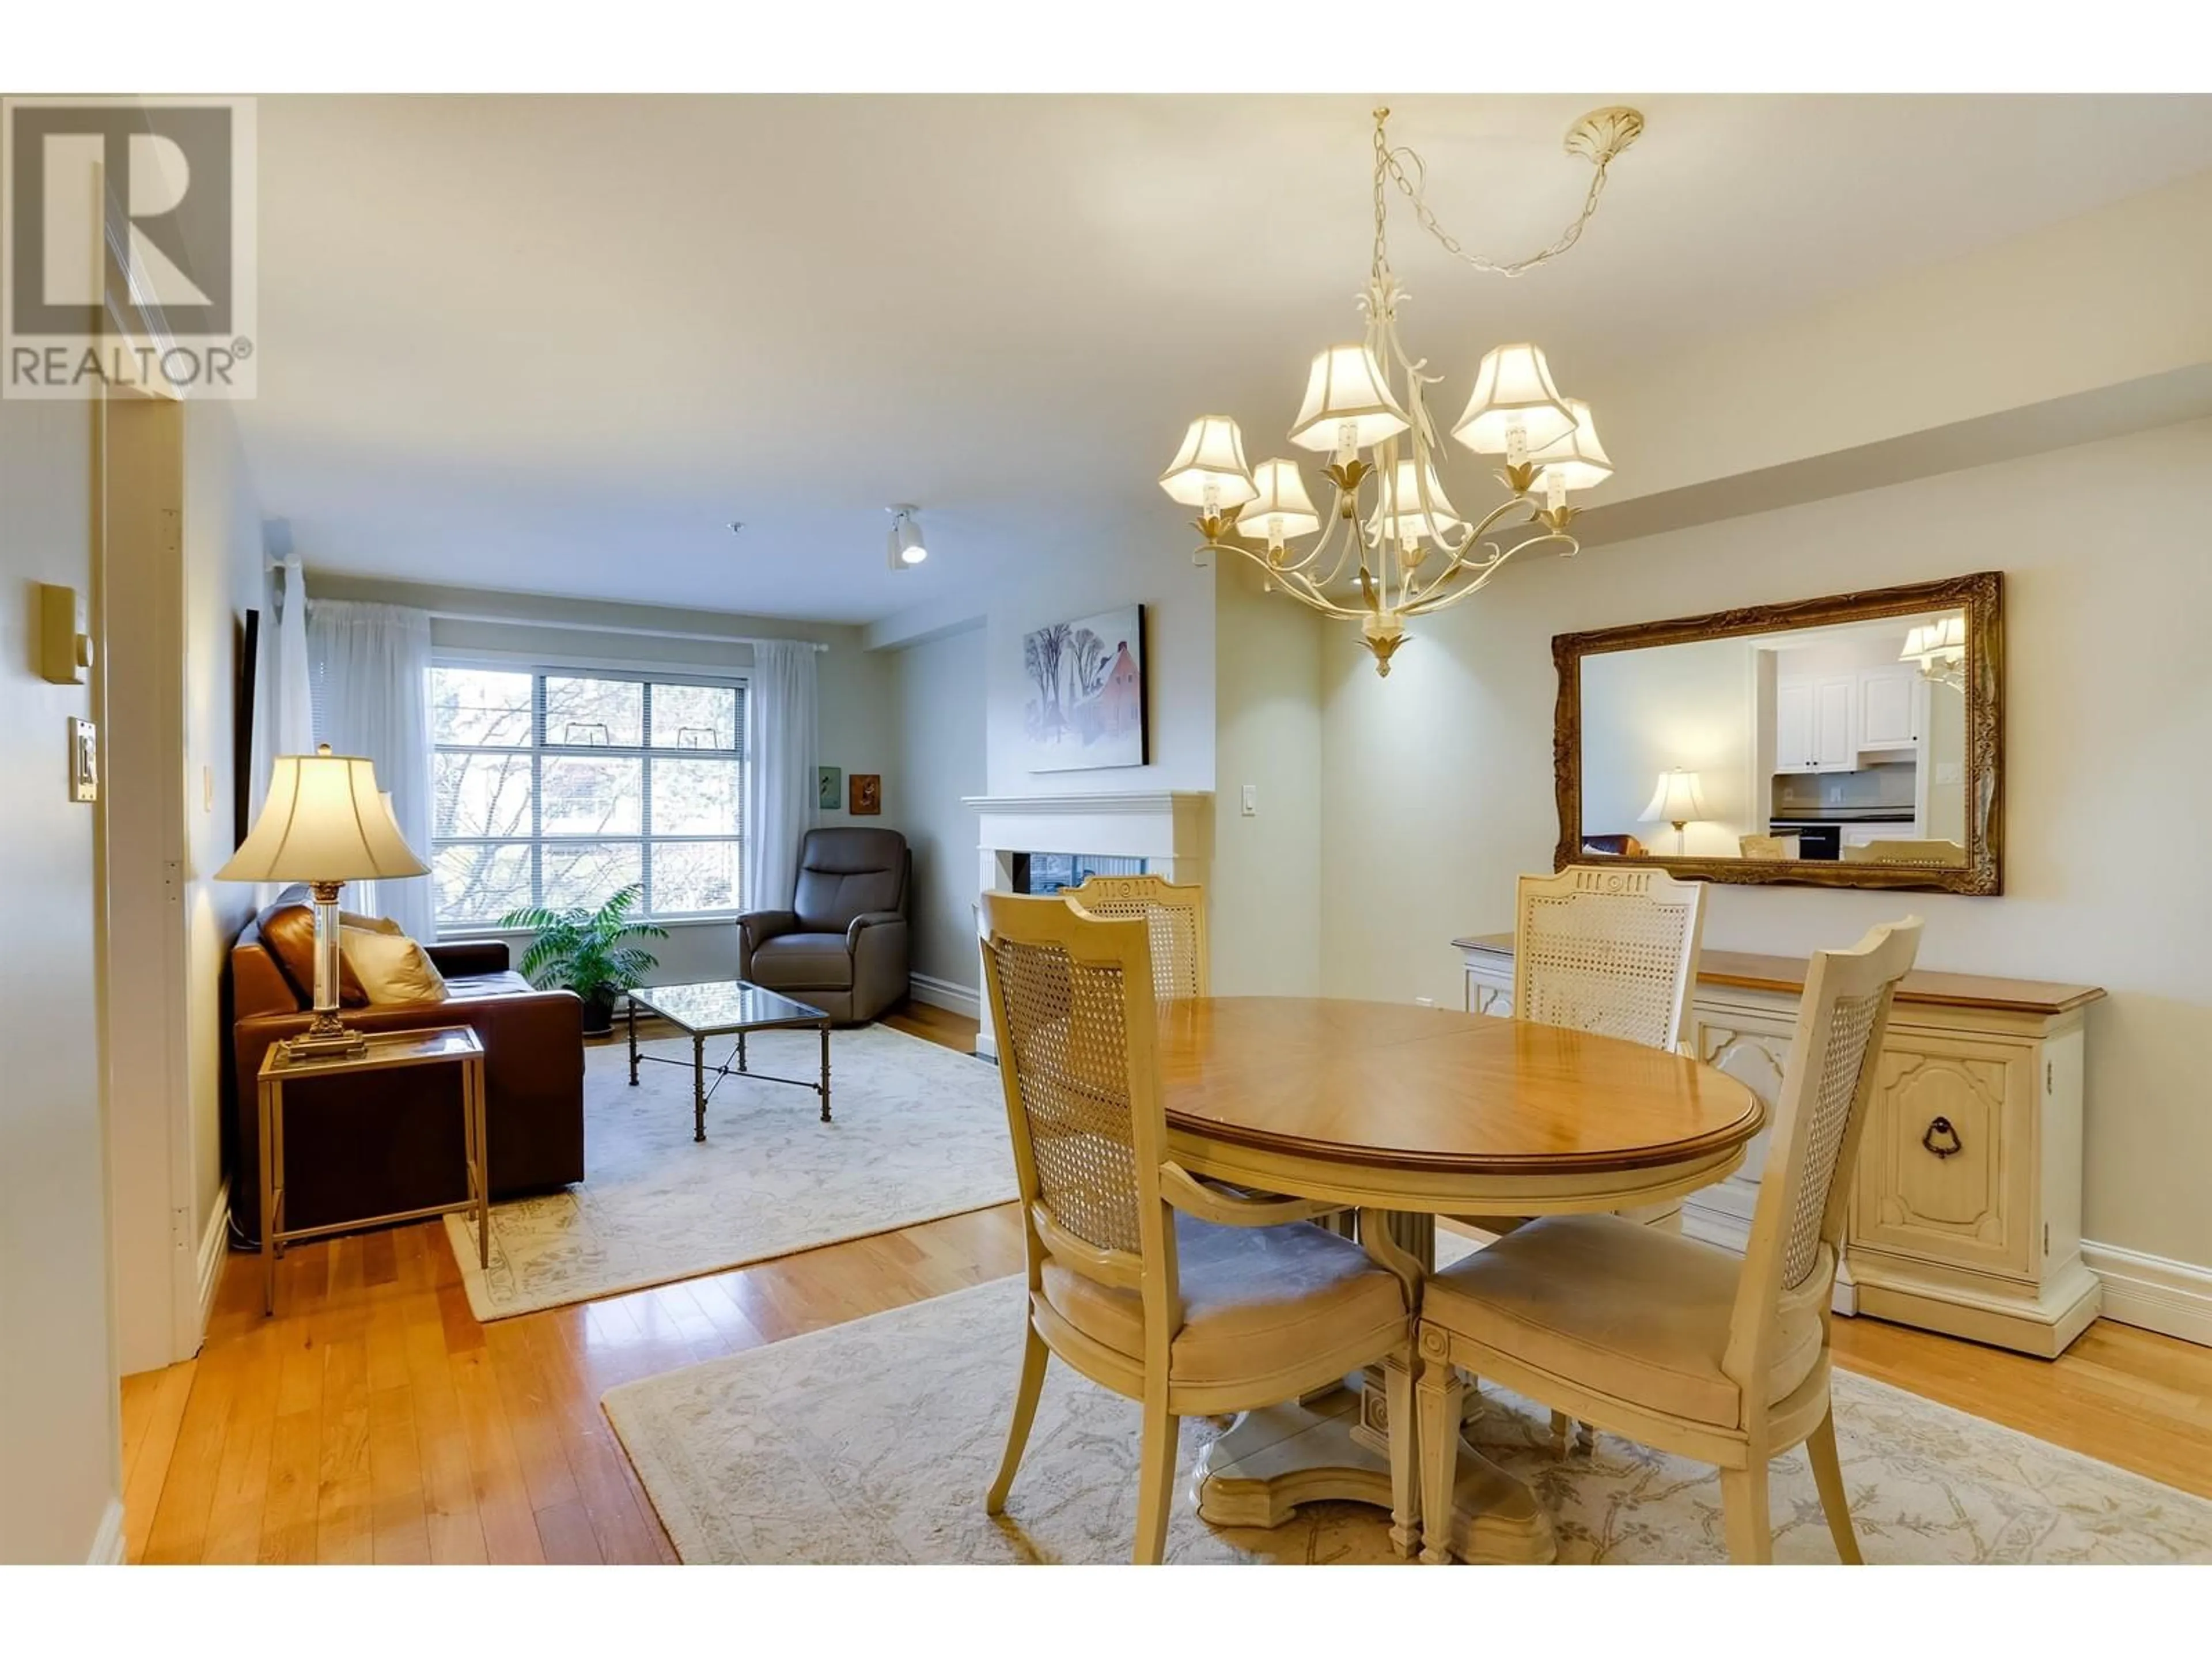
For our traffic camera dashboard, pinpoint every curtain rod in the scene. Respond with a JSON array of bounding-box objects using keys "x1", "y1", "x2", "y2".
[
  {"x1": 423, "y1": 607, "x2": 830, "y2": 652},
  {"x1": 265, "y1": 574, "x2": 831, "y2": 652}
]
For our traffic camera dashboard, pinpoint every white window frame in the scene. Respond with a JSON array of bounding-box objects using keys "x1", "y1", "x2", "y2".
[{"x1": 430, "y1": 653, "x2": 748, "y2": 929}]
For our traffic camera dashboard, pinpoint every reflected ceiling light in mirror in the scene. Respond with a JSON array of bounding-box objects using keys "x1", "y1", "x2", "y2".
[{"x1": 1900, "y1": 615, "x2": 1967, "y2": 689}]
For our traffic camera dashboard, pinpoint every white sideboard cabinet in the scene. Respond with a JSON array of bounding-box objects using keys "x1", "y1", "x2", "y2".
[{"x1": 1455, "y1": 934, "x2": 2105, "y2": 1357}]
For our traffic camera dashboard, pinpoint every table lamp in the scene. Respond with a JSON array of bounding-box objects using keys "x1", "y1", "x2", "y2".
[
  {"x1": 218, "y1": 744, "x2": 429, "y2": 1057},
  {"x1": 1638, "y1": 768, "x2": 1710, "y2": 854}
]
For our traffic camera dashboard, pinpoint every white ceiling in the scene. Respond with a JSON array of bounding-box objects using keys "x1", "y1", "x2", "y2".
[{"x1": 241, "y1": 94, "x2": 2212, "y2": 625}]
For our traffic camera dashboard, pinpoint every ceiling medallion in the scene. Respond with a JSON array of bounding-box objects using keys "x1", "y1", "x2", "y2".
[{"x1": 1159, "y1": 105, "x2": 1643, "y2": 676}]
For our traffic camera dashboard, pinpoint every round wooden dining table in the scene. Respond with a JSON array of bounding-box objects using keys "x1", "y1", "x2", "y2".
[{"x1": 1153, "y1": 995, "x2": 1766, "y2": 1565}]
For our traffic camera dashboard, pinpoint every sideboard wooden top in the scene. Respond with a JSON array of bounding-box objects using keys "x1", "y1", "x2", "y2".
[{"x1": 1453, "y1": 933, "x2": 2106, "y2": 1017}]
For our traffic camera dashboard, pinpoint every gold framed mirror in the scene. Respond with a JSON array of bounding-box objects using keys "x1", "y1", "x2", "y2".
[{"x1": 1553, "y1": 572, "x2": 2002, "y2": 893}]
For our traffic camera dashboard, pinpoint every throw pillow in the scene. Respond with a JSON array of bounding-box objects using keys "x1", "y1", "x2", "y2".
[
  {"x1": 262, "y1": 903, "x2": 370, "y2": 1007},
  {"x1": 340, "y1": 926, "x2": 450, "y2": 1005},
  {"x1": 341, "y1": 910, "x2": 403, "y2": 935}
]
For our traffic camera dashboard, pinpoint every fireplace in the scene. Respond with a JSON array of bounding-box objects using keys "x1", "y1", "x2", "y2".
[
  {"x1": 960, "y1": 791, "x2": 1214, "y2": 1058},
  {"x1": 1010, "y1": 852, "x2": 1146, "y2": 895}
]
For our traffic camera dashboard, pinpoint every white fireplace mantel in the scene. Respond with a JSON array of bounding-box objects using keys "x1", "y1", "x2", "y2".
[{"x1": 959, "y1": 790, "x2": 1214, "y2": 1057}]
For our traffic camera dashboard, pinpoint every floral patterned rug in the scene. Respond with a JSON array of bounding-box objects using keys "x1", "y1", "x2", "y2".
[
  {"x1": 603, "y1": 1276, "x2": 2212, "y2": 1565},
  {"x1": 442, "y1": 1025, "x2": 1014, "y2": 1320}
]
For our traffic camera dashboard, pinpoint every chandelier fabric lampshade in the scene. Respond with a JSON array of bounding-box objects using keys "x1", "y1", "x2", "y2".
[
  {"x1": 1450, "y1": 343, "x2": 1578, "y2": 457},
  {"x1": 1900, "y1": 616, "x2": 1967, "y2": 665},
  {"x1": 1158, "y1": 416, "x2": 1258, "y2": 508},
  {"x1": 1369, "y1": 454, "x2": 1464, "y2": 544},
  {"x1": 218, "y1": 744, "x2": 429, "y2": 1056},
  {"x1": 1241, "y1": 458, "x2": 1322, "y2": 544},
  {"x1": 1639, "y1": 768, "x2": 1711, "y2": 830},
  {"x1": 1527, "y1": 398, "x2": 1614, "y2": 493},
  {"x1": 1289, "y1": 343, "x2": 1412, "y2": 453}
]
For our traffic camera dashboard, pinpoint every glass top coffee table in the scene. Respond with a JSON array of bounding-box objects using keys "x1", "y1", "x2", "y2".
[{"x1": 625, "y1": 980, "x2": 832, "y2": 1142}]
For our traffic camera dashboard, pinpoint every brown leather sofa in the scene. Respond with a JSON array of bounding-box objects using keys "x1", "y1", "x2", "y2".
[
  {"x1": 736, "y1": 827, "x2": 910, "y2": 1024},
  {"x1": 228, "y1": 888, "x2": 586, "y2": 1242}
]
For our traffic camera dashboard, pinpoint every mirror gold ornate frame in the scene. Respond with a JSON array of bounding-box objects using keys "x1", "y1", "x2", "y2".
[{"x1": 1552, "y1": 571, "x2": 2003, "y2": 894}]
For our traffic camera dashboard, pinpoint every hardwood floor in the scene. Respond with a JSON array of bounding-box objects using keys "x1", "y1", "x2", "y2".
[{"x1": 117, "y1": 999, "x2": 2212, "y2": 1564}]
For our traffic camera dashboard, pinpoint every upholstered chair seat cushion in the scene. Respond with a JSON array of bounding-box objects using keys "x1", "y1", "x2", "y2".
[
  {"x1": 1423, "y1": 1213, "x2": 1823, "y2": 1428},
  {"x1": 750, "y1": 931, "x2": 857, "y2": 989},
  {"x1": 1041, "y1": 1214, "x2": 1408, "y2": 1389}
]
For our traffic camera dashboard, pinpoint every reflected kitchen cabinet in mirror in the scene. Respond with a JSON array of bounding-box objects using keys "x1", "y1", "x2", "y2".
[{"x1": 1553, "y1": 573, "x2": 2002, "y2": 893}]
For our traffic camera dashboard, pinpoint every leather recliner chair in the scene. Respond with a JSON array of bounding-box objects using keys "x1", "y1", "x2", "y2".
[
  {"x1": 228, "y1": 888, "x2": 586, "y2": 1241},
  {"x1": 736, "y1": 827, "x2": 910, "y2": 1024}
]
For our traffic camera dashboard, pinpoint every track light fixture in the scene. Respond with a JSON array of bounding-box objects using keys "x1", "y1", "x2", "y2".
[{"x1": 886, "y1": 504, "x2": 927, "y2": 570}]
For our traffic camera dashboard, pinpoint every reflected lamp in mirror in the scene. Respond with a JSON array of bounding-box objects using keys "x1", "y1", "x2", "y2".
[
  {"x1": 1901, "y1": 615, "x2": 1968, "y2": 690},
  {"x1": 1638, "y1": 768, "x2": 1710, "y2": 853},
  {"x1": 217, "y1": 744, "x2": 429, "y2": 1058}
]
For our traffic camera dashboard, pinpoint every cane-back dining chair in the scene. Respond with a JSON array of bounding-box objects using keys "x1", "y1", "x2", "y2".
[
  {"x1": 1064, "y1": 872, "x2": 1208, "y2": 1001},
  {"x1": 1513, "y1": 864, "x2": 1707, "y2": 1052},
  {"x1": 978, "y1": 892, "x2": 1418, "y2": 1564},
  {"x1": 1416, "y1": 918, "x2": 1923, "y2": 1564}
]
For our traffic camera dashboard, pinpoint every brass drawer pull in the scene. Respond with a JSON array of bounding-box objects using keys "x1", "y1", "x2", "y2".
[{"x1": 1921, "y1": 1115, "x2": 1963, "y2": 1159}]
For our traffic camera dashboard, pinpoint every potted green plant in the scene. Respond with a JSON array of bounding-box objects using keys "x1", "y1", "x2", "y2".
[{"x1": 498, "y1": 882, "x2": 666, "y2": 1036}]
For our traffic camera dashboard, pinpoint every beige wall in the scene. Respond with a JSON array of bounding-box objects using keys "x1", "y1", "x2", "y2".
[
  {"x1": 1, "y1": 396, "x2": 121, "y2": 1560},
  {"x1": 1318, "y1": 418, "x2": 2212, "y2": 1272},
  {"x1": 890, "y1": 624, "x2": 987, "y2": 995},
  {"x1": 1211, "y1": 556, "x2": 1323, "y2": 996},
  {"x1": 183, "y1": 403, "x2": 268, "y2": 1252}
]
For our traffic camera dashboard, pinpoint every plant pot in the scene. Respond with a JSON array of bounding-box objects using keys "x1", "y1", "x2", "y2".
[{"x1": 579, "y1": 986, "x2": 618, "y2": 1036}]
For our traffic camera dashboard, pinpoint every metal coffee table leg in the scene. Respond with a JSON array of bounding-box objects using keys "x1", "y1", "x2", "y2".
[
  {"x1": 627, "y1": 994, "x2": 640, "y2": 1086},
  {"x1": 692, "y1": 1031, "x2": 707, "y2": 1142},
  {"x1": 819, "y1": 1021, "x2": 832, "y2": 1123}
]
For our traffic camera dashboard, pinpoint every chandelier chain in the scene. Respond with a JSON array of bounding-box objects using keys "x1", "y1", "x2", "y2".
[{"x1": 1372, "y1": 107, "x2": 1616, "y2": 281}]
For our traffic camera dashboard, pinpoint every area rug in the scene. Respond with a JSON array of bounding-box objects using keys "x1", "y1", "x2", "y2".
[
  {"x1": 602, "y1": 1276, "x2": 2212, "y2": 1565},
  {"x1": 442, "y1": 1025, "x2": 1014, "y2": 1321}
]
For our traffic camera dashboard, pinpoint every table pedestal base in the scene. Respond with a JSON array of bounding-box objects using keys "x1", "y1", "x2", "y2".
[{"x1": 1192, "y1": 1384, "x2": 1554, "y2": 1565}]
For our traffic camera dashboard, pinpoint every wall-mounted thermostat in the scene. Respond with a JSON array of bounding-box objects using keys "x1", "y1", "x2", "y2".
[
  {"x1": 38, "y1": 583, "x2": 94, "y2": 685},
  {"x1": 69, "y1": 717, "x2": 99, "y2": 803}
]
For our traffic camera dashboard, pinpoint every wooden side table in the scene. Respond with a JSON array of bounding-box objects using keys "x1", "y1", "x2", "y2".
[{"x1": 257, "y1": 1025, "x2": 488, "y2": 1316}]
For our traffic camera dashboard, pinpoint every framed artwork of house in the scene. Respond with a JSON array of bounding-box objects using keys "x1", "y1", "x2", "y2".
[{"x1": 1020, "y1": 604, "x2": 1147, "y2": 772}]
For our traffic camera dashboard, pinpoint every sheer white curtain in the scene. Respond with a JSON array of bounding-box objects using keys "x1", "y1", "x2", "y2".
[
  {"x1": 308, "y1": 599, "x2": 437, "y2": 938},
  {"x1": 249, "y1": 559, "x2": 318, "y2": 908},
  {"x1": 742, "y1": 639, "x2": 819, "y2": 912}
]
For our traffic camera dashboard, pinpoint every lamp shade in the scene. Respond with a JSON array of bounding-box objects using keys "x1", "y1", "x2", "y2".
[
  {"x1": 1638, "y1": 768, "x2": 1711, "y2": 827},
  {"x1": 1900, "y1": 615, "x2": 1967, "y2": 665},
  {"x1": 1368, "y1": 454, "x2": 1463, "y2": 544},
  {"x1": 1450, "y1": 343, "x2": 1577, "y2": 456},
  {"x1": 1241, "y1": 458, "x2": 1321, "y2": 540},
  {"x1": 218, "y1": 745, "x2": 429, "y2": 882},
  {"x1": 1159, "y1": 416, "x2": 1258, "y2": 507},
  {"x1": 1527, "y1": 398, "x2": 1613, "y2": 493},
  {"x1": 1288, "y1": 344, "x2": 1411, "y2": 453}
]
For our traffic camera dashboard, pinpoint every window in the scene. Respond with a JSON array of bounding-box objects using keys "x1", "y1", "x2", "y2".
[{"x1": 430, "y1": 663, "x2": 745, "y2": 927}]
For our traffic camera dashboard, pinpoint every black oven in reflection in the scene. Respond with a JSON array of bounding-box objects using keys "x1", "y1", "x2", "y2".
[{"x1": 1774, "y1": 825, "x2": 1842, "y2": 860}]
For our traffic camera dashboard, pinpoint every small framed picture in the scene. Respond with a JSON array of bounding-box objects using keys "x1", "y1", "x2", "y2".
[
  {"x1": 849, "y1": 772, "x2": 881, "y2": 816},
  {"x1": 818, "y1": 766, "x2": 842, "y2": 810}
]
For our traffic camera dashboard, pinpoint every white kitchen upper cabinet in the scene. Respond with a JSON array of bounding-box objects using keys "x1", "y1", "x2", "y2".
[
  {"x1": 1774, "y1": 680, "x2": 1816, "y2": 774},
  {"x1": 1812, "y1": 675, "x2": 1855, "y2": 771},
  {"x1": 1857, "y1": 665, "x2": 1920, "y2": 752},
  {"x1": 1774, "y1": 673, "x2": 1855, "y2": 772}
]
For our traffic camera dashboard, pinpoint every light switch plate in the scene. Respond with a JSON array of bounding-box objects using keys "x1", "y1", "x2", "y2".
[
  {"x1": 1240, "y1": 783, "x2": 1257, "y2": 816},
  {"x1": 69, "y1": 717, "x2": 99, "y2": 803}
]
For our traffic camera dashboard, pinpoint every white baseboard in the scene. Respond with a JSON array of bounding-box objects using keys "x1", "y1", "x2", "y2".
[
  {"x1": 193, "y1": 1180, "x2": 230, "y2": 1349},
  {"x1": 88, "y1": 1497, "x2": 125, "y2": 1565},
  {"x1": 2082, "y1": 1240, "x2": 2212, "y2": 1348},
  {"x1": 907, "y1": 972, "x2": 980, "y2": 1022}
]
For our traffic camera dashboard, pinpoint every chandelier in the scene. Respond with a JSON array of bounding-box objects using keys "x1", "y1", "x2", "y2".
[
  {"x1": 1900, "y1": 616, "x2": 1967, "y2": 691},
  {"x1": 1159, "y1": 105, "x2": 1643, "y2": 676}
]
